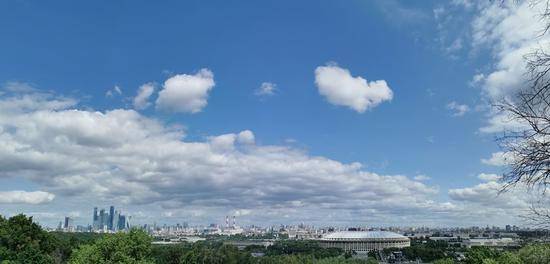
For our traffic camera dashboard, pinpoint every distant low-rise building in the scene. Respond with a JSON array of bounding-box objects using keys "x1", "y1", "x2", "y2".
[{"x1": 463, "y1": 238, "x2": 517, "y2": 248}]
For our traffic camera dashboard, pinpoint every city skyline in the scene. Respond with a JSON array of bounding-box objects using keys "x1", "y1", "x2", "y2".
[
  {"x1": 0, "y1": 0, "x2": 544, "y2": 227},
  {"x1": 44, "y1": 206, "x2": 532, "y2": 232}
]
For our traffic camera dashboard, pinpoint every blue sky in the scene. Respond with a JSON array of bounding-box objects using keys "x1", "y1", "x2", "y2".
[{"x1": 0, "y1": 0, "x2": 539, "y2": 227}]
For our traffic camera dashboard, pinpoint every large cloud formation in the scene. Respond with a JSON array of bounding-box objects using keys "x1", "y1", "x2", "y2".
[
  {"x1": 0, "y1": 89, "x2": 459, "y2": 225},
  {"x1": 314, "y1": 64, "x2": 393, "y2": 113}
]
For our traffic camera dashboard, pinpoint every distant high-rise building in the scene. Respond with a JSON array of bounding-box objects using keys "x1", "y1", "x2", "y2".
[
  {"x1": 109, "y1": 206, "x2": 115, "y2": 230},
  {"x1": 91, "y1": 206, "x2": 129, "y2": 232},
  {"x1": 93, "y1": 207, "x2": 98, "y2": 229},
  {"x1": 64, "y1": 216, "x2": 73, "y2": 230},
  {"x1": 113, "y1": 210, "x2": 120, "y2": 232},
  {"x1": 99, "y1": 209, "x2": 106, "y2": 229},
  {"x1": 118, "y1": 215, "x2": 126, "y2": 231}
]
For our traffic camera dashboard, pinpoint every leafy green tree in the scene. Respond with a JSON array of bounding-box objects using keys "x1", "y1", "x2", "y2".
[
  {"x1": 151, "y1": 243, "x2": 192, "y2": 264},
  {"x1": 49, "y1": 231, "x2": 105, "y2": 263},
  {"x1": 495, "y1": 251, "x2": 522, "y2": 264},
  {"x1": 464, "y1": 247, "x2": 499, "y2": 264},
  {"x1": 517, "y1": 243, "x2": 550, "y2": 264},
  {"x1": 257, "y1": 254, "x2": 315, "y2": 264},
  {"x1": 0, "y1": 214, "x2": 56, "y2": 263},
  {"x1": 433, "y1": 258, "x2": 454, "y2": 264},
  {"x1": 69, "y1": 229, "x2": 154, "y2": 264},
  {"x1": 365, "y1": 257, "x2": 378, "y2": 264},
  {"x1": 265, "y1": 240, "x2": 342, "y2": 259},
  {"x1": 179, "y1": 242, "x2": 254, "y2": 264},
  {"x1": 387, "y1": 239, "x2": 450, "y2": 262},
  {"x1": 315, "y1": 256, "x2": 374, "y2": 264}
]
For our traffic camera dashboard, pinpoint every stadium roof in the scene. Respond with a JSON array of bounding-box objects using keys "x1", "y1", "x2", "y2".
[{"x1": 322, "y1": 231, "x2": 407, "y2": 240}]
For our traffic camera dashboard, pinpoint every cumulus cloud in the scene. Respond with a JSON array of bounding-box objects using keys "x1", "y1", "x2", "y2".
[
  {"x1": 155, "y1": 69, "x2": 215, "y2": 113},
  {"x1": 0, "y1": 191, "x2": 54, "y2": 204},
  {"x1": 255, "y1": 82, "x2": 277, "y2": 97},
  {"x1": 449, "y1": 180, "x2": 529, "y2": 210},
  {"x1": 446, "y1": 101, "x2": 470, "y2": 116},
  {"x1": 133, "y1": 83, "x2": 156, "y2": 110},
  {"x1": 314, "y1": 64, "x2": 393, "y2": 113},
  {"x1": 0, "y1": 90, "x2": 456, "y2": 224},
  {"x1": 237, "y1": 130, "x2": 255, "y2": 145}
]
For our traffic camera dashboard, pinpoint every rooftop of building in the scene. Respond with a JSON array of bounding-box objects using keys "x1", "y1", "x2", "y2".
[{"x1": 321, "y1": 231, "x2": 408, "y2": 240}]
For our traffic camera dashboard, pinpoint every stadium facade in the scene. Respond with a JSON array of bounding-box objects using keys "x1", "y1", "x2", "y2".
[{"x1": 317, "y1": 231, "x2": 410, "y2": 253}]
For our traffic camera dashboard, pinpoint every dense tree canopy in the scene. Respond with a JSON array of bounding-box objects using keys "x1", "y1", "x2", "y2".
[
  {"x1": 0, "y1": 215, "x2": 57, "y2": 263},
  {"x1": 69, "y1": 229, "x2": 154, "y2": 264}
]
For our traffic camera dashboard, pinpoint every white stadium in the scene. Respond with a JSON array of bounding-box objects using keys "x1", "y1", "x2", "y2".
[{"x1": 317, "y1": 231, "x2": 410, "y2": 253}]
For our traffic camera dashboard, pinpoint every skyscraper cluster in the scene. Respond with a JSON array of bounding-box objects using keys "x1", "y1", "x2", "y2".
[{"x1": 93, "y1": 206, "x2": 129, "y2": 232}]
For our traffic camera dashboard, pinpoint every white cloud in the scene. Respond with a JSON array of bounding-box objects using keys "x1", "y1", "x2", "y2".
[
  {"x1": 133, "y1": 83, "x2": 156, "y2": 110},
  {"x1": 156, "y1": 69, "x2": 215, "y2": 113},
  {"x1": 237, "y1": 130, "x2": 255, "y2": 145},
  {"x1": 470, "y1": 1, "x2": 549, "y2": 100},
  {"x1": 479, "y1": 111, "x2": 528, "y2": 133},
  {"x1": 449, "y1": 180, "x2": 529, "y2": 211},
  {"x1": 477, "y1": 173, "x2": 501, "y2": 182},
  {"x1": 482, "y1": 151, "x2": 514, "y2": 166},
  {"x1": 0, "y1": 89, "x2": 77, "y2": 113},
  {"x1": 255, "y1": 82, "x2": 277, "y2": 97},
  {"x1": 0, "y1": 191, "x2": 54, "y2": 204},
  {"x1": 106, "y1": 85, "x2": 122, "y2": 98},
  {"x1": 208, "y1": 133, "x2": 238, "y2": 152},
  {"x1": 446, "y1": 101, "x2": 470, "y2": 116},
  {"x1": 314, "y1": 64, "x2": 393, "y2": 113},
  {"x1": 233, "y1": 209, "x2": 252, "y2": 216}
]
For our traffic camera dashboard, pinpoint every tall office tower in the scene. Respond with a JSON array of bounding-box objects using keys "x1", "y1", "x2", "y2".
[
  {"x1": 93, "y1": 207, "x2": 98, "y2": 229},
  {"x1": 118, "y1": 215, "x2": 126, "y2": 231},
  {"x1": 126, "y1": 216, "x2": 131, "y2": 230},
  {"x1": 99, "y1": 209, "x2": 106, "y2": 229},
  {"x1": 64, "y1": 216, "x2": 70, "y2": 229},
  {"x1": 113, "y1": 210, "x2": 120, "y2": 232},
  {"x1": 109, "y1": 206, "x2": 115, "y2": 230}
]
